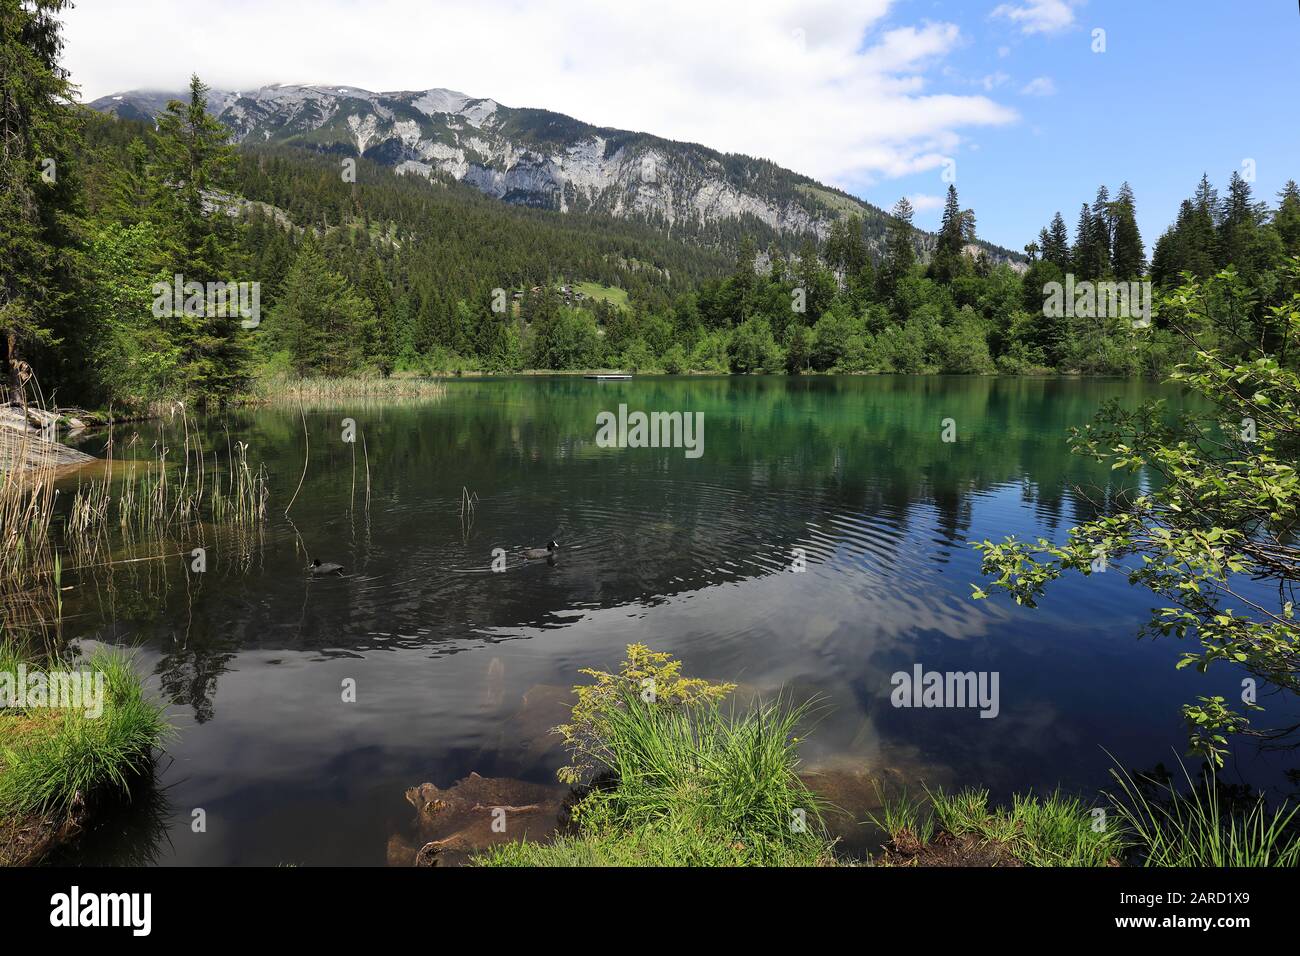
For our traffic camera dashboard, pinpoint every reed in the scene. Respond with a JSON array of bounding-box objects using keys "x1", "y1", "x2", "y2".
[
  {"x1": 256, "y1": 375, "x2": 447, "y2": 409},
  {"x1": 1, "y1": 402, "x2": 270, "y2": 646}
]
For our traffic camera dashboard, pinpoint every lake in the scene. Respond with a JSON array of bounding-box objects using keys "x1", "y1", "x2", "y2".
[{"x1": 55, "y1": 375, "x2": 1300, "y2": 864}]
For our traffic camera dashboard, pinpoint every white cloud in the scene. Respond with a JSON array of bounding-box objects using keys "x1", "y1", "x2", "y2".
[
  {"x1": 982, "y1": 71, "x2": 1011, "y2": 91},
  {"x1": 907, "y1": 193, "x2": 945, "y2": 212},
  {"x1": 57, "y1": 0, "x2": 1018, "y2": 192},
  {"x1": 1020, "y1": 76, "x2": 1057, "y2": 96},
  {"x1": 991, "y1": 0, "x2": 1077, "y2": 35}
]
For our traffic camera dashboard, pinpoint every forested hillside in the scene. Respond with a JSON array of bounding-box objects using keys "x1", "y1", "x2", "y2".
[
  {"x1": 88, "y1": 82, "x2": 1026, "y2": 267},
  {"x1": 6, "y1": 56, "x2": 1300, "y2": 410}
]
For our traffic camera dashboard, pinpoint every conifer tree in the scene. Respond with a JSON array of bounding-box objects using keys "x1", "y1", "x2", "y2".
[
  {"x1": 880, "y1": 197, "x2": 916, "y2": 296},
  {"x1": 1275, "y1": 180, "x2": 1300, "y2": 256},
  {"x1": 930, "y1": 184, "x2": 975, "y2": 283},
  {"x1": 0, "y1": 0, "x2": 81, "y2": 401},
  {"x1": 1042, "y1": 213, "x2": 1071, "y2": 270},
  {"x1": 152, "y1": 75, "x2": 247, "y2": 397},
  {"x1": 1110, "y1": 182, "x2": 1146, "y2": 278}
]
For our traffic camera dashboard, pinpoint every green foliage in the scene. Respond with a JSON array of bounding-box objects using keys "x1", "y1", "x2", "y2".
[
  {"x1": 82, "y1": 221, "x2": 180, "y2": 400},
  {"x1": 0, "y1": 0, "x2": 82, "y2": 398},
  {"x1": 555, "y1": 643, "x2": 736, "y2": 786},
  {"x1": 975, "y1": 266, "x2": 1300, "y2": 765},
  {"x1": 727, "y1": 317, "x2": 782, "y2": 373},
  {"x1": 0, "y1": 646, "x2": 170, "y2": 816},
  {"x1": 875, "y1": 786, "x2": 1124, "y2": 867},
  {"x1": 270, "y1": 237, "x2": 375, "y2": 376},
  {"x1": 490, "y1": 677, "x2": 832, "y2": 867}
]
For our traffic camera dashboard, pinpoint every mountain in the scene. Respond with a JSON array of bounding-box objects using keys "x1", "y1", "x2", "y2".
[{"x1": 88, "y1": 83, "x2": 1023, "y2": 265}]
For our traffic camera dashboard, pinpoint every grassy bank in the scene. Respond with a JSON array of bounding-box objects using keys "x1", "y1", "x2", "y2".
[
  {"x1": 479, "y1": 694, "x2": 835, "y2": 867},
  {"x1": 0, "y1": 643, "x2": 168, "y2": 865}
]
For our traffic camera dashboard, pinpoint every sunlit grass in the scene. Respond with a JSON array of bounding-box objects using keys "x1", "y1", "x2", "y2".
[
  {"x1": 0, "y1": 644, "x2": 169, "y2": 818},
  {"x1": 1109, "y1": 759, "x2": 1300, "y2": 867},
  {"x1": 478, "y1": 693, "x2": 836, "y2": 867}
]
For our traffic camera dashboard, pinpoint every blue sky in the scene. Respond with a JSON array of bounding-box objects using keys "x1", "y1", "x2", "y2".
[
  {"x1": 869, "y1": 0, "x2": 1300, "y2": 250},
  {"x1": 61, "y1": 0, "x2": 1300, "y2": 252}
]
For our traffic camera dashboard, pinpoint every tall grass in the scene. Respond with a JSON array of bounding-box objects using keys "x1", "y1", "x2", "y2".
[
  {"x1": 0, "y1": 421, "x2": 66, "y2": 641},
  {"x1": 1, "y1": 402, "x2": 269, "y2": 645},
  {"x1": 0, "y1": 645, "x2": 169, "y2": 817},
  {"x1": 1109, "y1": 759, "x2": 1300, "y2": 867},
  {"x1": 256, "y1": 375, "x2": 447, "y2": 409},
  {"x1": 483, "y1": 693, "x2": 835, "y2": 867}
]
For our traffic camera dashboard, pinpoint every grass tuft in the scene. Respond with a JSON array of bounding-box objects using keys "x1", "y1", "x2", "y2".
[
  {"x1": 0, "y1": 644, "x2": 169, "y2": 817},
  {"x1": 1108, "y1": 758, "x2": 1300, "y2": 867},
  {"x1": 480, "y1": 692, "x2": 836, "y2": 867}
]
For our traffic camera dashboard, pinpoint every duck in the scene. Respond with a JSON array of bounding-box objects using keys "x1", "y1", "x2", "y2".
[
  {"x1": 524, "y1": 540, "x2": 558, "y2": 560},
  {"x1": 309, "y1": 558, "x2": 345, "y2": 576}
]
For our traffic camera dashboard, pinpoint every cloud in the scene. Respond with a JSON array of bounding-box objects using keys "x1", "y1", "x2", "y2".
[
  {"x1": 981, "y1": 72, "x2": 1011, "y2": 91},
  {"x1": 991, "y1": 0, "x2": 1077, "y2": 35},
  {"x1": 907, "y1": 193, "x2": 945, "y2": 212},
  {"x1": 1020, "y1": 76, "x2": 1057, "y2": 96},
  {"x1": 56, "y1": 0, "x2": 1018, "y2": 192}
]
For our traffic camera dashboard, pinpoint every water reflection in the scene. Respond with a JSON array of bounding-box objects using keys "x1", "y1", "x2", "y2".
[{"x1": 48, "y1": 375, "x2": 1300, "y2": 864}]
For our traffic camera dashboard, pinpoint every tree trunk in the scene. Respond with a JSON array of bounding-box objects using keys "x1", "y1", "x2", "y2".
[{"x1": 4, "y1": 329, "x2": 24, "y2": 408}]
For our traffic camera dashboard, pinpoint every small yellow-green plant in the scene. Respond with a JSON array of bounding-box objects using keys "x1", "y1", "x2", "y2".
[{"x1": 554, "y1": 643, "x2": 735, "y2": 785}]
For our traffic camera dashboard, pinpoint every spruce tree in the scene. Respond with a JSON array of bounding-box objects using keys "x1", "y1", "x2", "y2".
[
  {"x1": 1043, "y1": 213, "x2": 1071, "y2": 270},
  {"x1": 152, "y1": 75, "x2": 247, "y2": 398},
  {"x1": 0, "y1": 0, "x2": 81, "y2": 402},
  {"x1": 1110, "y1": 182, "x2": 1146, "y2": 278},
  {"x1": 880, "y1": 197, "x2": 916, "y2": 296},
  {"x1": 1275, "y1": 180, "x2": 1300, "y2": 256},
  {"x1": 1218, "y1": 170, "x2": 1259, "y2": 272},
  {"x1": 930, "y1": 184, "x2": 974, "y2": 283},
  {"x1": 1072, "y1": 203, "x2": 1096, "y2": 280}
]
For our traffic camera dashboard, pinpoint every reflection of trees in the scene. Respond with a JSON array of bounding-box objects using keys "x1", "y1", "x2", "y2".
[{"x1": 53, "y1": 377, "x2": 1201, "y2": 720}]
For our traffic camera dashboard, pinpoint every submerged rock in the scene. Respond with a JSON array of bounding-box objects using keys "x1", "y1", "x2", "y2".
[{"x1": 391, "y1": 772, "x2": 566, "y2": 866}]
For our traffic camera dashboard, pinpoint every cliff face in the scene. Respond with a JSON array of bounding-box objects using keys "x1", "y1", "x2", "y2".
[{"x1": 89, "y1": 83, "x2": 1024, "y2": 266}]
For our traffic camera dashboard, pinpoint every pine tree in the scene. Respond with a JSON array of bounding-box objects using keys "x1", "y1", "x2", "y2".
[
  {"x1": 1110, "y1": 182, "x2": 1146, "y2": 278},
  {"x1": 152, "y1": 75, "x2": 247, "y2": 398},
  {"x1": 0, "y1": 0, "x2": 81, "y2": 402},
  {"x1": 1072, "y1": 203, "x2": 1095, "y2": 280},
  {"x1": 1218, "y1": 170, "x2": 1260, "y2": 272},
  {"x1": 1091, "y1": 185, "x2": 1113, "y2": 274},
  {"x1": 880, "y1": 197, "x2": 916, "y2": 296},
  {"x1": 271, "y1": 236, "x2": 373, "y2": 376},
  {"x1": 1042, "y1": 213, "x2": 1071, "y2": 270},
  {"x1": 1275, "y1": 180, "x2": 1300, "y2": 256},
  {"x1": 930, "y1": 184, "x2": 975, "y2": 283},
  {"x1": 825, "y1": 215, "x2": 869, "y2": 282}
]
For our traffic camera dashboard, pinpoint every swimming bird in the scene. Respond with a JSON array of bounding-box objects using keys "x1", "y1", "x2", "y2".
[
  {"x1": 524, "y1": 540, "x2": 558, "y2": 560},
  {"x1": 309, "y1": 558, "x2": 345, "y2": 576}
]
